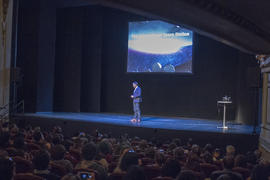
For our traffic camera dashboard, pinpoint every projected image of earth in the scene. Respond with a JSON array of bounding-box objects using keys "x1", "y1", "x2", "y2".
[{"x1": 127, "y1": 20, "x2": 193, "y2": 73}]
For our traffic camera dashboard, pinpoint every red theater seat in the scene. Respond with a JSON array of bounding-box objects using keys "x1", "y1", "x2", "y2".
[
  {"x1": 233, "y1": 167, "x2": 251, "y2": 180},
  {"x1": 152, "y1": 176, "x2": 174, "y2": 180},
  {"x1": 69, "y1": 149, "x2": 81, "y2": 161},
  {"x1": 108, "y1": 172, "x2": 126, "y2": 180},
  {"x1": 200, "y1": 163, "x2": 219, "y2": 177},
  {"x1": 141, "y1": 157, "x2": 154, "y2": 165},
  {"x1": 6, "y1": 147, "x2": 17, "y2": 157},
  {"x1": 112, "y1": 155, "x2": 120, "y2": 162},
  {"x1": 26, "y1": 143, "x2": 41, "y2": 151},
  {"x1": 50, "y1": 162, "x2": 67, "y2": 177},
  {"x1": 108, "y1": 162, "x2": 118, "y2": 173},
  {"x1": 137, "y1": 152, "x2": 145, "y2": 158},
  {"x1": 143, "y1": 165, "x2": 161, "y2": 180},
  {"x1": 131, "y1": 141, "x2": 140, "y2": 146},
  {"x1": 65, "y1": 152, "x2": 79, "y2": 166},
  {"x1": 74, "y1": 168, "x2": 97, "y2": 175},
  {"x1": 13, "y1": 156, "x2": 33, "y2": 173},
  {"x1": 14, "y1": 173, "x2": 44, "y2": 180}
]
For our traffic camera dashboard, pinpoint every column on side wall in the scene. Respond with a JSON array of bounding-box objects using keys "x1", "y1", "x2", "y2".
[
  {"x1": 0, "y1": 0, "x2": 13, "y2": 110},
  {"x1": 262, "y1": 73, "x2": 269, "y2": 127},
  {"x1": 260, "y1": 72, "x2": 270, "y2": 159},
  {"x1": 267, "y1": 74, "x2": 270, "y2": 125}
]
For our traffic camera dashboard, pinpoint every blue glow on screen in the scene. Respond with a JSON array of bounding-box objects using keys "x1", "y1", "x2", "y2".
[{"x1": 127, "y1": 20, "x2": 193, "y2": 73}]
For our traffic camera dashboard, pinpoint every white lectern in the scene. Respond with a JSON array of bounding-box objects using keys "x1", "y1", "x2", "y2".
[{"x1": 217, "y1": 100, "x2": 232, "y2": 129}]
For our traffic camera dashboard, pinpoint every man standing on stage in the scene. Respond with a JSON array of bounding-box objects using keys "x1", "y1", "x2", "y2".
[{"x1": 131, "y1": 81, "x2": 142, "y2": 123}]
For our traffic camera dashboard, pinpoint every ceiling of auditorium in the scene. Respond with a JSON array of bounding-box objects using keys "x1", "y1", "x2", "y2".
[
  {"x1": 212, "y1": 0, "x2": 270, "y2": 33},
  {"x1": 57, "y1": 0, "x2": 270, "y2": 54}
]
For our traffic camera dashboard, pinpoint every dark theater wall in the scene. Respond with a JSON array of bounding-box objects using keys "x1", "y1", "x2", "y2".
[
  {"x1": 80, "y1": 7, "x2": 103, "y2": 113},
  {"x1": 16, "y1": 3, "x2": 259, "y2": 124},
  {"x1": 36, "y1": 0, "x2": 56, "y2": 112},
  {"x1": 53, "y1": 8, "x2": 83, "y2": 112},
  {"x1": 53, "y1": 6, "x2": 104, "y2": 112},
  {"x1": 17, "y1": 0, "x2": 40, "y2": 112}
]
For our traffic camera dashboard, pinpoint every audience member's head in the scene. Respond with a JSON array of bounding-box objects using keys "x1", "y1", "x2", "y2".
[
  {"x1": 1, "y1": 122, "x2": 9, "y2": 132},
  {"x1": 124, "y1": 166, "x2": 147, "y2": 180},
  {"x1": 168, "y1": 143, "x2": 177, "y2": 151},
  {"x1": 203, "y1": 143, "x2": 214, "y2": 154},
  {"x1": 63, "y1": 139, "x2": 73, "y2": 152},
  {"x1": 120, "y1": 152, "x2": 139, "y2": 172},
  {"x1": 33, "y1": 131, "x2": 42, "y2": 142},
  {"x1": 172, "y1": 138, "x2": 182, "y2": 146},
  {"x1": 223, "y1": 156, "x2": 235, "y2": 170},
  {"x1": 176, "y1": 170, "x2": 197, "y2": 180},
  {"x1": 253, "y1": 150, "x2": 261, "y2": 161},
  {"x1": 186, "y1": 153, "x2": 201, "y2": 171},
  {"x1": 155, "y1": 151, "x2": 165, "y2": 167},
  {"x1": 113, "y1": 144, "x2": 122, "y2": 156},
  {"x1": 53, "y1": 126, "x2": 63, "y2": 134},
  {"x1": 187, "y1": 138, "x2": 193, "y2": 148},
  {"x1": 191, "y1": 144, "x2": 200, "y2": 155},
  {"x1": 145, "y1": 147, "x2": 155, "y2": 159},
  {"x1": 34, "y1": 126, "x2": 41, "y2": 132},
  {"x1": 139, "y1": 140, "x2": 148, "y2": 150},
  {"x1": 202, "y1": 152, "x2": 213, "y2": 164},
  {"x1": 98, "y1": 139, "x2": 112, "y2": 156},
  {"x1": 174, "y1": 147, "x2": 185, "y2": 161},
  {"x1": 25, "y1": 125, "x2": 33, "y2": 132},
  {"x1": 234, "y1": 154, "x2": 247, "y2": 168},
  {"x1": 82, "y1": 142, "x2": 97, "y2": 161},
  {"x1": 52, "y1": 134, "x2": 62, "y2": 145},
  {"x1": 226, "y1": 145, "x2": 236, "y2": 157},
  {"x1": 0, "y1": 156, "x2": 15, "y2": 180},
  {"x1": 216, "y1": 174, "x2": 232, "y2": 180},
  {"x1": 72, "y1": 138, "x2": 83, "y2": 149},
  {"x1": 213, "y1": 148, "x2": 221, "y2": 160},
  {"x1": 246, "y1": 151, "x2": 258, "y2": 165},
  {"x1": 10, "y1": 125, "x2": 19, "y2": 137},
  {"x1": 51, "y1": 144, "x2": 66, "y2": 160},
  {"x1": 33, "y1": 150, "x2": 50, "y2": 170},
  {"x1": 162, "y1": 159, "x2": 181, "y2": 178}
]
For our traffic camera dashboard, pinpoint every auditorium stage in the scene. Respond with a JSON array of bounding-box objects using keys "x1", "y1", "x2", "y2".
[
  {"x1": 14, "y1": 112, "x2": 260, "y2": 152},
  {"x1": 16, "y1": 112, "x2": 259, "y2": 135}
]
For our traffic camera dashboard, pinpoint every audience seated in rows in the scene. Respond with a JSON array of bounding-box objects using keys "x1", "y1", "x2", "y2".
[{"x1": 0, "y1": 121, "x2": 268, "y2": 180}]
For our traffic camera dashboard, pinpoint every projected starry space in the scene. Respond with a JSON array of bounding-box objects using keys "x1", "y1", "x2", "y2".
[{"x1": 127, "y1": 20, "x2": 193, "y2": 73}]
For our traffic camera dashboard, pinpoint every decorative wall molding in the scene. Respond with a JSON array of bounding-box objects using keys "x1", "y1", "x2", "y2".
[
  {"x1": 180, "y1": 0, "x2": 270, "y2": 42},
  {"x1": 256, "y1": 55, "x2": 270, "y2": 73}
]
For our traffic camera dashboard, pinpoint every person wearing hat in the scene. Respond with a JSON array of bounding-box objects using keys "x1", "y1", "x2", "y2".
[{"x1": 130, "y1": 81, "x2": 142, "y2": 122}]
